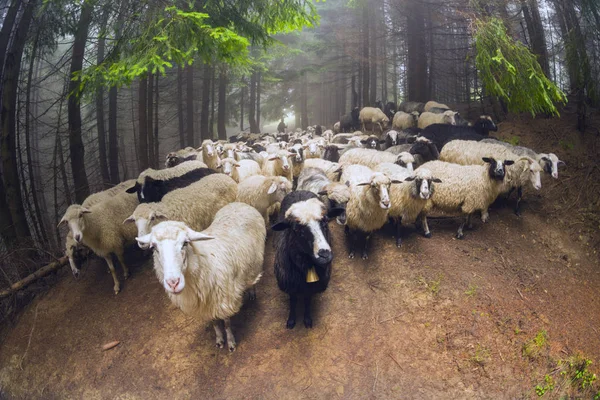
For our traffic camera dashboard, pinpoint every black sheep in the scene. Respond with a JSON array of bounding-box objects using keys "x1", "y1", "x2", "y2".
[
  {"x1": 419, "y1": 116, "x2": 498, "y2": 150},
  {"x1": 323, "y1": 145, "x2": 340, "y2": 162},
  {"x1": 272, "y1": 191, "x2": 344, "y2": 329},
  {"x1": 126, "y1": 168, "x2": 216, "y2": 203},
  {"x1": 165, "y1": 153, "x2": 198, "y2": 168},
  {"x1": 315, "y1": 125, "x2": 323, "y2": 136},
  {"x1": 383, "y1": 101, "x2": 397, "y2": 120},
  {"x1": 340, "y1": 107, "x2": 360, "y2": 132}
]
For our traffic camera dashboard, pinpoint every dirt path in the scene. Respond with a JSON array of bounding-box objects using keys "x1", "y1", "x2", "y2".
[{"x1": 1, "y1": 197, "x2": 599, "y2": 399}]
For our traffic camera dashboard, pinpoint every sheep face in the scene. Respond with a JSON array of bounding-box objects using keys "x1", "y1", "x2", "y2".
[
  {"x1": 319, "y1": 182, "x2": 351, "y2": 225},
  {"x1": 137, "y1": 221, "x2": 215, "y2": 294},
  {"x1": 361, "y1": 136, "x2": 380, "y2": 149},
  {"x1": 268, "y1": 151, "x2": 294, "y2": 172},
  {"x1": 289, "y1": 145, "x2": 305, "y2": 163},
  {"x1": 539, "y1": 153, "x2": 565, "y2": 179},
  {"x1": 215, "y1": 143, "x2": 225, "y2": 156},
  {"x1": 479, "y1": 115, "x2": 498, "y2": 134},
  {"x1": 219, "y1": 158, "x2": 240, "y2": 177},
  {"x1": 124, "y1": 207, "x2": 167, "y2": 244},
  {"x1": 165, "y1": 152, "x2": 197, "y2": 168},
  {"x1": 521, "y1": 158, "x2": 543, "y2": 190},
  {"x1": 396, "y1": 152, "x2": 415, "y2": 173},
  {"x1": 357, "y1": 173, "x2": 393, "y2": 209},
  {"x1": 411, "y1": 140, "x2": 440, "y2": 163},
  {"x1": 201, "y1": 140, "x2": 216, "y2": 157},
  {"x1": 272, "y1": 198, "x2": 343, "y2": 266},
  {"x1": 59, "y1": 205, "x2": 90, "y2": 243},
  {"x1": 268, "y1": 177, "x2": 293, "y2": 203},
  {"x1": 305, "y1": 140, "x2": 323, "y2": 157},
  {"x1": 405, "y1": 169, "x2": 442, "y2": 200},
  {"x1": 386, "y1": 130, "x2": 399, "y2": 146},
  {"x1": 482, "y1": 157, "x2": 514, "y2": 181},
  {"x1": 442, "y1": 111, "x2": 457, "y2": 125}
]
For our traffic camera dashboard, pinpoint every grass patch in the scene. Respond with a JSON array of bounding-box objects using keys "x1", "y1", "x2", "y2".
[
  {"x1": 533, "y1": 353, "x2": 600, "y2": 398},
  {"x1": 523, "y1": 330, "x2": 548, "y2": 360},
  {"x1": 418, "y1": 274, "x2": 442, "y2": 295},
  {"x1": 464, "y1": 284, "x2": 478, "y2": 297},
  {"x1": 470, "y1": 344, "x2": 491, "y2": 366}
]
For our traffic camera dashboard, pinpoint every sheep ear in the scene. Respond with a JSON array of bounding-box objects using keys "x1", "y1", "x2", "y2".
[
  {"x1": 271, "y1": 221, "x2": 290, "y2": 231},
  {"x1": 136, "y1": 234, "x2": 152, "y2": 248},
  {"x1": 186, "y1": 230, "x2": 215, "y2": 242},
  {"x1": 267, "y1": 155, "x2": 278, "y2": 161},
  {"x1": 80, "y1": 208, "x2": 92, "y2": 215},
  {"x1": 267, "y1": 183, "x2": 278, "y2": 194},
  {"x1": 481, "y1": 157, "x2": 493, "y2": 164},
  {"x1": 235, "y1": 163, "x2": 241, "y2": 167},
  {"x1": 379, "y1": 140, "x2": 386, "y2": 144},
  {"x1": 504, "y1": 160, "x2": 515, "y2": 166},
  {"x1": 57, "y1": 217, "x2": 67, "y2": 228},
  {"x1": 123, "y1": 216, "x2": 135, "y2": 224},
  {"x1": 126, "y1": 183, "x2": 139, "y2": 193},
  {"x1": 153, "y1": 212, "x2": 168, "y2": 221},
  {"x1": 317, "y1": 190, "x2": 328, "y2": 196},
  {"x1": 558, "y1": 160, "x2": 566, "y2": 167},
  {"x1": 327, "y1": 207, "x2": 345, "y2": 219},
  {"x1": 345, "y1": 180, "x2": 350, "y2": 187},
  {"x1": 360, "y1": 140, "x2": 368, "y2": 144},
  {"x1": 356, "y1": 182, "x2": 371, "y2": 186},
  {"x1": 432, "y1": 178, "x2": 442, "y2": 183},
  {"x1": 404, "y1": 177, "x2": 416, "y2": 182},
  {"x1": 407, "y1": 136, "x2": 417, "y2": 144},
  {"x1": 541, "y1": 156, "x2": 550, "y2": 162},
  {"x1": 390, "y1": 180, "x2": 403, "y2": 184}
]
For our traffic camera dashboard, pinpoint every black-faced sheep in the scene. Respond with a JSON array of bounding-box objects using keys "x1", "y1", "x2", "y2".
[
  {"x1": 137, "y1": 203, "x2": 265, "y2": 351},
  {"x1": 272, "y1": 191, "x2": 344, "y2": 329},
  {"x1": 323, "y1": 145, "x2": 340, "y2": 162},
  {"x1": 165, "y1": 147, "x2": 201, "y2": 168},
  {"x1": 385, "y1": 137, "x2": 440, "y2": 167}
]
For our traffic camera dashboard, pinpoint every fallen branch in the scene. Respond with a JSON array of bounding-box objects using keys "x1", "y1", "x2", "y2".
[{"x1": 0, "y1": 256, "x2": 68, "y2": 299}]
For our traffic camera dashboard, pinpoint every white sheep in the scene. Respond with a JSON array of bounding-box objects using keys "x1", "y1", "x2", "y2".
[
  {"x1": 136, "y1": 203, "x2": 266, "y2": 352},
  {"x1": 376, "y1": 164, "x2": 441, "y2": 246},
  {"x1": 218, "y1": 157, "x2": 261, "y2": 183},
  {"x1": 359, "y1": 107, "x2": 390, "y2": 134},
  {"x1": 323, "y1": 129, "x2": 334, "y2": 143},
  {"x1": 333, "y1": 122, "x2": 340, "y2": 134},
  {"x1": 297, "y1": 167, "x2": 351, "y2": 224},
  {"x1": 419, "y1": 158, "x2": 515, "y2": 239},
  {"x1": 59, "y1": 189, "x2": 139, "y2": 294},
  {"x1": 236, "y1": 175, "x2": 293, "y2": 224},
  {"x1": 199, "y1": 139, "x2": 220, "y2": 170},
  {"x1": 339, "y1": 148, "x2": 415, "y2": 173},
  {"x1": 424, "y1": 100, "x2": 450, "y2": 112},
  {"x1": 124, "y1": 173, "x2": 237, "y2": 242},
  {"x1": 340, "y1": 164, "x2": 398, "y2": 259},
  {"x1": 440, "y1": 140, "x2": 543, "y2": 215},
  {"x1": 417, "y1": 110, "x2": 457, "y2": 129},
  {"x1": 262, "y1": 149, "x2": 294, "y2": 182},
  {"x1": 392, "y1": 111, "x2": 419, "y2": 130},
  {"x1": 304, "y1": 138, "x2": 325, "y2": 159},
  {"x1": 303, "y1": 159, "x2": 342, "y2": 182}
]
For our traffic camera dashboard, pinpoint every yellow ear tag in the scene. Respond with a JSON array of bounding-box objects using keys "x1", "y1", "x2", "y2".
[{"x1": 306, "y1": 267, "x2": 319, "y2": 283}]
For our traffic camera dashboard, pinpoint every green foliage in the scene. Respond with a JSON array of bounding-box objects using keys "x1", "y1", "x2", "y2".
[
  {"x1": 474, "y1": 18, "x2": 566, "y2": 116},
  {"x1": 523, "y1": 330, "x2": 548, "y2": 360},
  {"x1": 534, "y1": 353, "x2": 599, "y2": 398},
  {"x1": 535, "y1": 374, "x2": 555, "y2": 396}
]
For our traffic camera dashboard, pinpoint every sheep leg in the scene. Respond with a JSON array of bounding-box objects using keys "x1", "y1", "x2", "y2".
[
  {"x1": 213, "y1": 320, "x2": 225, "y2": 349},
  {"x1": 395, "y1": 218, "x2": 403, "y2": 248},
  {"x1": 456, "y1": 215, "x2": 470, "y2": 239},
  {"x1": 348, "y1": 229, "x2": 356, "y2": 259},
  {"x1": 115, "y1": 251, "x2": 129, "y2": 280},
  {"x1": 514, "y1": 186, "x2": 523, "y2": 216},
  {"x1": 287, "y1": 295, "x2": 297, "y2": 329},
  {"x1": 248, "y1": 286, "x2": 257, "y2": 301},
  {"x1": 481, "y1": 209, "x2": 490, "y2": 223},
  {"x1": 362, "y1": 233, "x2": 370, "y2": 260},
  {"x1": 104, "y1": 257, "x2": 121, "y2": 294},
  {"x1": 303, "y1": 296, "x2": 313, "y2": 328},
  {"x1": 224, "y1": 318, "x2": 236, "y2": 352},
  {"x1": 466, "y1": 214, "x2": 473, "y2": 230},
  {"x1": 421, "y1": 215, "x2": 432, "y2": 238}
]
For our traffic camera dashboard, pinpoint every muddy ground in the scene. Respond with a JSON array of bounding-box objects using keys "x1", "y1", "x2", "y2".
[{"x1": 1, "y1": 113, "x2": 599, "y2": 399}]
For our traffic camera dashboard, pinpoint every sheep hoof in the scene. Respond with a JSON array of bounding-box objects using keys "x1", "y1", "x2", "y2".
[
  {"x1": 72, "y1": 269, "x2": 81, "y2": 280},
  {"x1": 396, "y1": 240, "x2": 402, "y2": 248},
  {"x1": 216, "y1": 340, "x2": 225, "y2": 349},
  {"x1": 228, "y1": 343, "x2": 236, "y2": 352},
  {"x1": 286, "y1": 319, "x2": 296, "y2": 329},
  {"x1": 113, "y1": 285, "x2": 120, "y2": 295},
  {"x1": 424, "y1": 232, "x2": 432, "y2": 239},
  {"x1": 514, "y1": 210, "x2": 521, "y2": 217},
  {"x1": 361, "y1": 253, "x2": 369, "y2": 260},
  {"x1": 123, "y1": 272, "x2": 129, "y2": 280},
  {"x1": 348, "y1": 252, "x2": 355, "y2": 259},
  {"x1": 456, "y1": 233, "x2": 464, "y2": 240},
  {"x1": 303, "y1": 317, "x2": 313, "y2": 329}
]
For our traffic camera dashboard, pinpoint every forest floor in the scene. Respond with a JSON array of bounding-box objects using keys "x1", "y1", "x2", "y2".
[{"x1": 1, "y1": 110, "x2": 599, "y2": 399}]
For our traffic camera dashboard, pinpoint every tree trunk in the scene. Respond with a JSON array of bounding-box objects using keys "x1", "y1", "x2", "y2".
[
  {"x1": 248, "y1": 72, "x2": 258, "y2": 133},
  {"x1": 362, "y1": 3, "x2": 370, "y2": 107},
  {"x1": 522, "y1": 0, "x2": 550, "y2": 77},
  {"x1": 177, "y1": 64, "x2": 185, "y2": 148},
  {"x1": 24, "y1": 21, "x2": 48, "y2": 244},
  {"x1": 67, "y1": 0, "x2": 92, "y2": 203},
  {"x1": 256, "y1": 71, "x2": 261, "y2": 130},
  {"x1": 0, "y1": 0, "x2": 20, "y2": 79},
  {"x1": 186, "y1": 65, "x2": 194, "y2": 146},
  {"x1": 131, "y1": 85, "x2": 140, "y2": 172},
  {"x1": 147, "y1": 71, "x2": 155, "y2": 168},
  {"x1": 108, "y1": 85, "x2": 120, "y2": 182},
  {"x1": 301, "y1": 72, "x2": 308, "y2": 129},
  {"x1": 351, "y1": 73, "x2": 358, "y2": 108},
  {"x1": 200, "y1": 64, "x2": 211, "y2": 141},
  {"x1": 240, "y1": 76, "x2": 245, "y2": 131},
  {"x1": 427, "y1": 7, "x2": 435, "y2": 100},
  {"x1": 369, "y1": 1, "x2": 377, "y2": 106},
  {"x1": 209, "y1": 67, "x2": 215, "y2": 139},
  {"x1": 217, "y1": 69, "x2": 227, "y2": 140},
  {"x1": 138, "y1": 74, "x2": 149, "y2": 170},
  {"x1": 1, "y1": 0, "x2": 35, "y2": 241},
  {"x1": 392, "y1": 37, "x2": 398, "y2": 106},
  {"x1": 96, "y1": 9, "x2": 110, "y2": 185},
  {"x1": 154, "y1": 73, "x2": 159, "y2": 164},
  {"x1": 407, "y1": 0, "x2": 428, "y2": 102}
]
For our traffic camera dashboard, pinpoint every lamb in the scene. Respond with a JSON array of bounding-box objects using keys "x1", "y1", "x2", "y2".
[
  {"x1": 339, "y1": 148, "x2": 415, "y2": 173},
  {"x1": 392, "y1": 111, "x2": 419, "y2": 130},
  {"x1": 236, "y1": 175, "x2": 293, "y2": 224},
  {"x1": 340, "y1": 165, "x2": 400, "y2": 259},
  {"x1": 271, "y1": 191, "x2": 344, "y2": 329},
  {"x1": 303, "y1": 158, "x2": 342, "y2": 181},
  {"x1": 297, "y1": 167, "x2": 351, "y2": 224},
  {"x1": 419, "y1": 158, "x2": 515, "y2": 239},
  {"x1": 440, "y1": 140, "x2": 542, "y2": 214},
  {"x1": 124, "y1": 173, "x2": 237, "y2": 244},
  {"x1": 261, "y1": 149, "x2": 295, "y2": 182},
  {"x1": 165, "y1": 147, "x2": 201, "y2": 168},
  {"x1": 419, "y1": 115, "x2": 498, "y2": 150},
  {"x1": 126, "y1": 160, "x2": 214, "y2": 203},
  {"x1": 417, "y1": 110, "x2": 457, "y2": 129},
  {"x1": 480, "y1": 138, "x2": 565, "y2": 179},
  {"x1": 398, "y1": 101, "x2": 425, "y2": 114},
  {"x1": 199, "y1": 139, "x2": 221, "y2": 170},
  {"x1": 59, "y1": 189, "x2": 139, "y2": 294},
  {"x1": 375, "y1": 164, "x2": 441, "y2": 246},
  {"x1": 424, "y1": 100, "x2": 450, "y2": 112},
  {"x1": 359, "y1": 106, "x2": 390, "y2": 134},
  {"x1": 323, "y1": 145, "x2": 340, "y2": 162},
  {"x1": 136, "y1": 203, "x2": 265, "y2": 351},
  {"x1": 384, "y1": 137, "x2": 440, "y2": 167},
  {"x1": 218, "y1": 157, "x2": 261, "y2": 183},
  {"x1": 340, "y1": 107, "x2": 360, "y2": 132}
]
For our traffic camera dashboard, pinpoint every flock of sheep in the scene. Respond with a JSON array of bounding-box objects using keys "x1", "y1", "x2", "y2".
[{"x1": 57, "y1": 99, "x2": 565, "y2": 352}]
